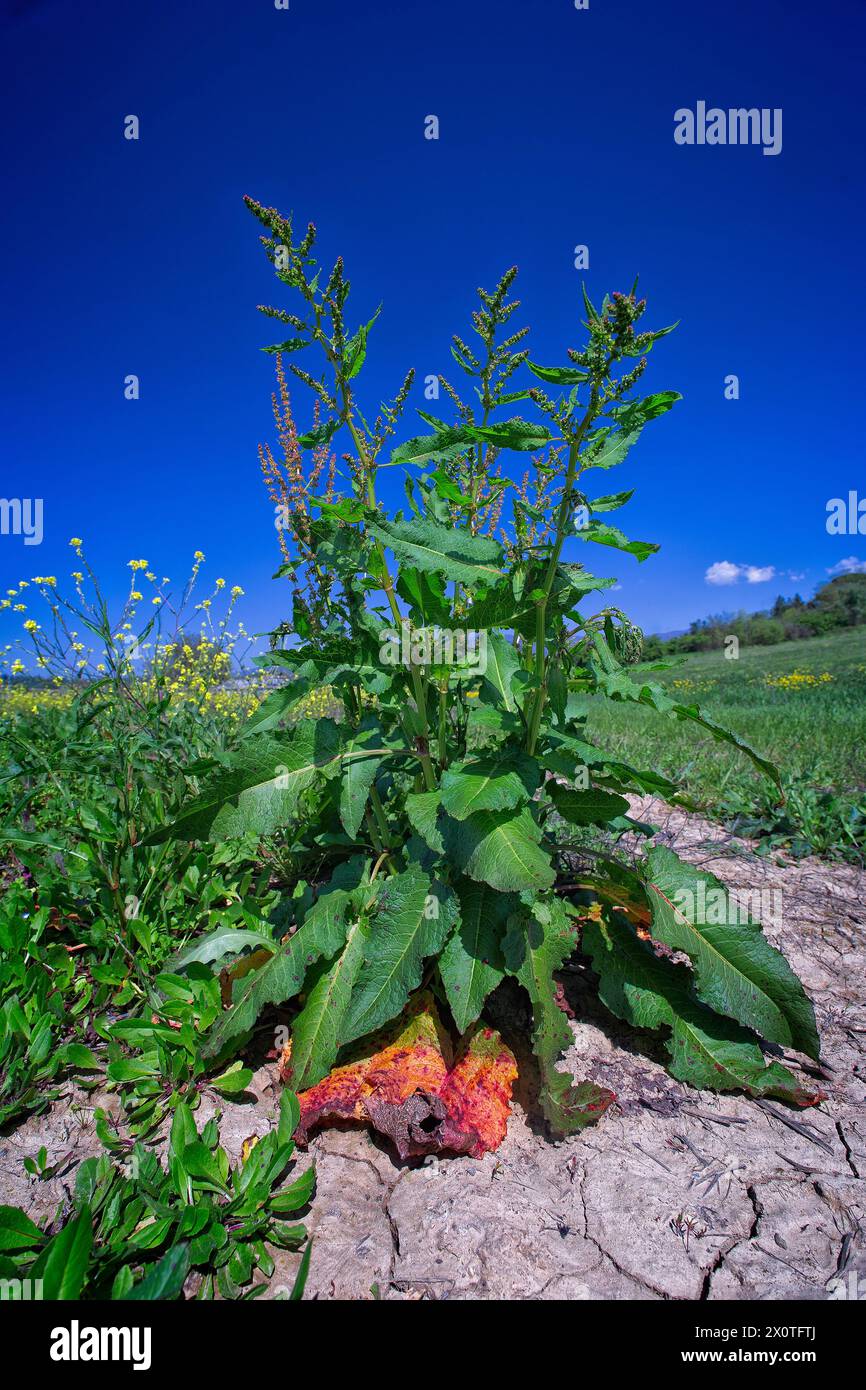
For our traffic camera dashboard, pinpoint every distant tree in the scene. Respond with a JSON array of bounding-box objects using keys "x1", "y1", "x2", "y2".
[{"x1": 648, "y1": 574, "x2": 865, "y2": 653}]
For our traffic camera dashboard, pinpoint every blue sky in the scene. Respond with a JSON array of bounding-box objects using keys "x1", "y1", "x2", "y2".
[{"x1": 2, "y1": 0, "x2": 864, "y2": 651}]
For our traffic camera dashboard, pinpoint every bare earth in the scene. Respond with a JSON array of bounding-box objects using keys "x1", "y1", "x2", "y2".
[{"x1": 2, "y1": 799, "x2": 864, "y2": 1301}]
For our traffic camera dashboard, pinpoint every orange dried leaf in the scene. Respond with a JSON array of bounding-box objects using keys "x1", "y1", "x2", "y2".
[
  {"x1": 289, "y1": 993, "x2": 517, "y2": 1161},
  {"x1": 437, "y1": 1026, "x2": 518, "y2": 1158}
]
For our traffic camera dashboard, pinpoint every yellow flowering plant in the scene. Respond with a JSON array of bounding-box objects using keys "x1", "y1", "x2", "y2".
[{"x1": 0, "y1": 546, "x2": 273, "y2": 962}]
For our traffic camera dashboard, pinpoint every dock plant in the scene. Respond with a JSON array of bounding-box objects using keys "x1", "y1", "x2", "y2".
[{"x1": 157, "y1": 200, "x2": 820, "y2": 1133}]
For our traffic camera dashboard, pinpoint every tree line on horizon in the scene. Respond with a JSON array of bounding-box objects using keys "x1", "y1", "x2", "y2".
[{"x1": 644, "y1": 572, "x2": 866, "y2": 657}]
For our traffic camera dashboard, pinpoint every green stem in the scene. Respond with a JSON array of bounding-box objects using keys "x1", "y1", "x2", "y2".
[
  {"x1": 525, "y1": 392, "x2": 599, "y2": 755},
  {"x1": 364, "y1": 806, "x2": 384, "y2": 856},
  {"x1": 369, "y1": 785, "x2": 391, "y2": 849},
  {"x1": 437, "y1": 685, "x2": 448, "y2": 770},
  {"x1": 343, "y1": 401, "x2": 437, "y2": 791}
]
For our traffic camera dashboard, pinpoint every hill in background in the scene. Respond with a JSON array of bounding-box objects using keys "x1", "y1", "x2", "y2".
[{"x1": 645, "y1": 573, "x2": 866, "y2": 657}]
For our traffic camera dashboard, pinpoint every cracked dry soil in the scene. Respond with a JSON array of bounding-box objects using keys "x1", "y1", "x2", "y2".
[{"x1": 2, "y1": 800, "x2": 863, "y2": 1301}]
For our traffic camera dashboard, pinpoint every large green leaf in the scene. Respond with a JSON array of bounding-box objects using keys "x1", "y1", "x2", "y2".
[
  {"x1": 584, "y1": 917, "x2": 818, "y2": 1104},
  {"x1": 503, "y1": 896, "x2": 613, "y2": 1133},
  {"x1": 201, "y1": 878, "x2": 356, "y2": 1058},
  {"x1": 149, "y1": 720, "x2": 342, "y2": 843},
  {"x1": 581, "y1": 392, "x2": 679, "y2": 475},
  {"x1": 286, "y1": 915, "x2": 370, "y2": 1090},
  {"x1": 479, "y1": 630, "x2": 521, "y2": 712},
  {"x1": 610, "y1": 390, "x2": 681, "y2": 430},
  {"x1": 540, "y1": 731, "x2": 679, "y2": 799},
  {"x1": 588, "y1": 488, "x2": 634, "y2": 513},
  {"x1": 440, "y1": 749, "x2": 539, "y2": 821},
  {"x1": 338, "y1": 722, "x2": 385, "y2": 839},
  {"x1": 389, "y1": 420, "x2": 551, "y2": 467},
  {"x1": 0, "y1": 1205, "x2": 43, "y2": 1252},
  {"x1": 573, "y1": 519, "x2": 658, "y2": 563},
  {"x1": 0, "y1": 830, "x2": 88, "y2": 862},
  {"x1": 528, "y1": 362, "x2": 588, "y2": 386},
  {"x1": 240, "y1": 670, "x2": 318, "y2": 736},
  {"x1": 404, "y1": 790, "x2": 445, "y2": 853},
  {"x1": 171, "y1": 928, "x2": 277, "y2": 972},
  {"x1": 396, "y1": 566, "x2": 451, "y2": 625},
  {"x1": 341, "y1": 867, "x2": 454, "y2": 1043},
  {"x1": 462, "y1": 579, "x2": 533, "y2": 631},
  {"x1": 366, "y1": 516, "x2": 503, "y2": 586},
  {"x1": 582, "y1": 426, "x2": 642, "y2": 472},
  {"x1": 442, "y1": 807, "x2": 555, "y2": 892},
  {"x1": 389, "y1": 425, "x2": 480, "y2": 466},
  {"x1": 547, "y1": 783, "x2": 630, "y2": 827},
  {"x1": 643, "y1": 846, "x2": 819, "y2": 1058},
  {"x1": 469, "y1": 420, "x2": 554, "y2": 451},
  {"x1": 261, "y1": 337, "x2": 308, "y2": 356},
  {"x1": 439, "y1": 880, "x2": 514, "y2": 1031}
]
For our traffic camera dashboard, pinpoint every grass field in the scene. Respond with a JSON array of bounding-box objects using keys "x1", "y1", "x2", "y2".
[{"x1": 584, "y1": 628, "x2": 866, "y2": 859}]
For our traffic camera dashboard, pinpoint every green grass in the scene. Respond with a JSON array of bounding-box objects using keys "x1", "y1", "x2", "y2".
[{"x1": 583, "y1": 628, "x2": 866, "y2": 859}]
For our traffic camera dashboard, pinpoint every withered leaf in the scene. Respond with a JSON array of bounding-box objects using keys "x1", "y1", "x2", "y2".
[{"x1": 286, "y1": 993, "x2": 517, "y2": 1161}]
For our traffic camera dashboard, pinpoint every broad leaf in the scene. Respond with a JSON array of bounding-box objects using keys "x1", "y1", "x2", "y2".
[
  {"x1": 643, "y1": 846, "x2": 819, "y2": 1058},
  {"x1": 0, "y1": 1205, "x2": 43, "y2": 1252},
  {"x1": 338, "y1": 722, "x2": 385, "y2": 839},
  {"x1": 610, "y1": 390, "x2": 681, "y2": 430},
  {"x1": 389, "y1": 425, "x2": 481, "y2": 467},
  {"x1": 286, "y1": 915, "x2": 370, "y2": 1090},
  {"x1": 34, "y1": 1207, "x2": 93, "y2": 1300},
  {"x1": 590, "y1": 639, "x2": 781, "y2": 787},
  {"x1": 261, "y1": 337, "x2": 308, "y2": 355},
  {"x1": 540, "y1": 731, "x2": 679, "y2": 799},
  {"x1": 396, "y1": 566, "x2": 451, "y2": 626},
  {"x1": 584, "y1": 917, "x2": 819, "y2": 1104},
  {"x1": 573, "y1": 519, "x2": 658, "y2": 563},
  {"x1": 528, "y1": 362, "x2": 588, "y2": 385},
  {"x1": 149, "y1": 720, "x2": 342, "y2": 843},
  {"x1": 367, "y1": 515, "x2": 503, "y2": 586},
  {"x1": 390, "y1": 420, "x2": 551, "y2": 467},
  {"x1": 440, "y1": 750, "x2": 539, "y2": 821},
  {"x1": 122, "y1": 1244, "x2": 191, "y2": 1301},
  {"x1": 439, "y1": 880, "x2": 515, "y2": 1031},
  {"x1": 240, "y1": 673, "x2": 318, "y2": 736},
  {"x1": 342, "y1": 867, "x2": 455, "y2": 1043},
  {"x1": 201, "y1": 876, "x2": 356, "y2": 1058},
  {"x1": 469, "y1": 420, "x2": 553, "y2": 451},
  {"x1": 582, "y1": 426, "x2": 642, "y2": 472},
  {"x1": 588, "y1": 488, "x2": 634, "y2": 513},
  {"x1": 298, "y1": 420, "x2": 339, "y2": 450},
  {"x1": 405, "y1": 790, "x2": 445, "y2": 853},
  {"x1": 479, "y1": 630, "x2": 521, "y2": 712},
  {"x1": 443, "y1": 807, "x2": 555, "y2": 892},
  {"x1": 171, "y1": 928, "x2": 277, "y2": 972}
]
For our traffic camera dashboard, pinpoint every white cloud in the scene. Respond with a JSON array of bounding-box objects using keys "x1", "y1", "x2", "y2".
[
  {"x1": 743, "y1": 565, "x2": 776, "y2": 584},
  {"x1": 705, "y1": 561, "x2": 776, "y2": 586},
  {"x1": 705, "y1": 560, "x2": 741, "y2": 585},
  {"x1": 827, "y1": 556, "x2": 866, "y2": 575}
]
